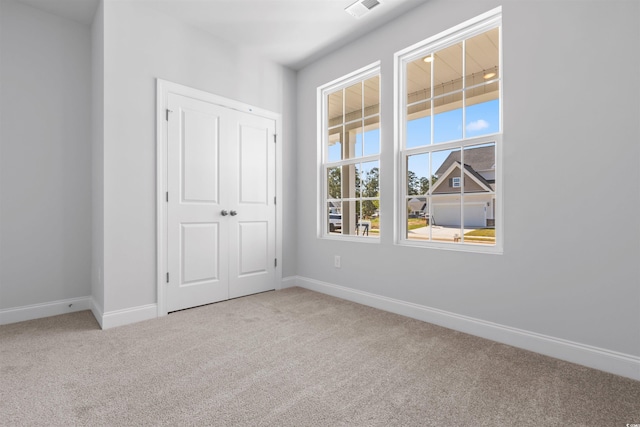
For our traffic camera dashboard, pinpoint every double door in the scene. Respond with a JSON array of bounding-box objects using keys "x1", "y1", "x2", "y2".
[{"x1": 166, "y1": 93, "x2": 276, "y2": 312}]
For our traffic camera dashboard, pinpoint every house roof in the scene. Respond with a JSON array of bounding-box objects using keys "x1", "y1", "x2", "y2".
[
  {"x1": 462, "y1": 164, "x2": 494, "y2": 189},
  {"x1": 430, "y1": 161, "x2": 494, "y2": 194},
  {"x1": 434, "y1": 145, "x2": 495, "y2": 178}
]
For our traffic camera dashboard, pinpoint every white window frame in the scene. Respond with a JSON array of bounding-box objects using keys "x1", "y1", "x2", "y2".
[
  {"x1": 394, "y1": 7, "x2": 503, "y2": 254},
  {"x1": 317, "y1": 61, "x2": 381, "y2": 241}
]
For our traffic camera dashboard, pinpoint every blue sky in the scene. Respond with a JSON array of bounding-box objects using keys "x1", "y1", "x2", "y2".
[{"x1": 407, "y1": 99, "x2": 499, "y2": 148}]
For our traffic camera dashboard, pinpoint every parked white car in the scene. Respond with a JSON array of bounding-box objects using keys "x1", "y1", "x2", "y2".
[{"x1": 329, "y1": 213, "x2": 342, "y2": 232}]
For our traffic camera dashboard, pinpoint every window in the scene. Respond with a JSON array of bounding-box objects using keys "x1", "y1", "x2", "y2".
[
  {"x1": 319, "y1": 63, "x2": 381, "y2": 239},
  {"x1": 396, "y1": 8, "x2": 502, "y2": 251}
]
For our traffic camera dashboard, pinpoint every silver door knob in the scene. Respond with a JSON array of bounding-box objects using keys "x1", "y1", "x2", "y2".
[
  {"x1": 230, "y1": 210, "x2": 238, "y2": 216},
  {"x1": 221, "y1": 210, "x2": 229, "y2": 216}
]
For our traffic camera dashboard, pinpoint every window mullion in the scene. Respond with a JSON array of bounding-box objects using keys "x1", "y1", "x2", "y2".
[
  {"x1": 460, "y1": 39, "x2": 466, "y2": 242},
  {"x1": 460, "y1": 148, "x2": 465, "y2": 243},
  {"x1": 462, "y1": 38, "x2": 466, "y2": 140},
  {"x1": 430, "y1": 53, "x2": 434, "y2": 147}
]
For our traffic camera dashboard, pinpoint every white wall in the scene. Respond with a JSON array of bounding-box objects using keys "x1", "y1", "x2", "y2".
[
  {"x1": 0, "y1": 0, "x2": 92, "y2": 310},
  {"x1": 91, "y1": 0, "x2": 105, "y2": 317},
  {"x1": 100, "y1": 0, "x2": 297, "y2": 313},
  {"x1": 296, "y1": 0, "x2": 639, "y2": 369}
]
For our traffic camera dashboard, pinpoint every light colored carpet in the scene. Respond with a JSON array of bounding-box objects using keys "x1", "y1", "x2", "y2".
[{"x1": 1, "y1": 287, "x2": 639, "y2": 426}]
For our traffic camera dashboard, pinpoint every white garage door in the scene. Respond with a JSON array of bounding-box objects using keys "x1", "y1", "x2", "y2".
[{"x1": 433, "y1": 203, "x2": 485, "y2": 228}]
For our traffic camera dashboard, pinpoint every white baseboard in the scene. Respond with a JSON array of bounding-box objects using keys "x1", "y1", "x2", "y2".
[
  {"x1": 0, "y1": 296, "x2": 93, "y2": 326},
  {"x1": 0, "y1": 297, "x2": 154, "y2": 331},
  {"x1": 294, "y1": 276, "x2": 640, "y2": 381},
  {"x1": 91, "y1": 299, "x2": 104, "y2": 329},
  {"x1": 100, "y1": 304, "x2": 158, "y2": 329},
  {"x1": 281, "y1": 276, "x2": 297, "y2": 289}
]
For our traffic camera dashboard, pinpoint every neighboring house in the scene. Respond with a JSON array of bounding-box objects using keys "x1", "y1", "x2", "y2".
[
  {"x1": 408, "y1": 197, "x2": 426, "y2": 216},
  {"x1": 429, "y1": 146, "x2": 496, "y2": 228}
]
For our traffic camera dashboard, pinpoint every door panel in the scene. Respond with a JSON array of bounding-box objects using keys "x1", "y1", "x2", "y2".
[
  {"x1": 181, "y1": 223, "x2": 219, "y2": 284},
  {"x1": 238, "y1": 221, "x2": 269, "y2": 276},
  {"x1": 239, "y1": 125, "x2": 269, "y2": 204},
  {"x1": 167, "y1": 94, "x2": 230, "y2": 312},
  {"x1": 228, "y1": 114, "x2": 276, "y2": 299},
  {"x1": 182, "y1": 108, "x2": 220, "y2": 203}
]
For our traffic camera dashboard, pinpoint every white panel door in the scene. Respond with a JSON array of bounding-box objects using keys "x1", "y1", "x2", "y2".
[
  {"x1": 166, "y1": 93, "x2": 276, "y2": 312},
  {"x1": 167, "y1": 94, "x2": 230, "y2": 312},
  {"x1": 228, "y1": 113, "x2": 276, "y2": 299}
]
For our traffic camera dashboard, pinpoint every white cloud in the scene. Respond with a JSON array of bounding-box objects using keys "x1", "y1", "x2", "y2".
[{"x1": 466, "y1": 119, "x2": 489, "y2": 132}]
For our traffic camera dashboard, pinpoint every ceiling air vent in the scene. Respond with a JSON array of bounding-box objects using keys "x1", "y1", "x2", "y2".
[{"x1": 345, "y1": 0, "x2": 381, "y2": 19}]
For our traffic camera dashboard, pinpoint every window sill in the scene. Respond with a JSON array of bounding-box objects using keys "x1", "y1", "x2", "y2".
[
  {"x1": 398, "y1": 239, "x2": 503, "y2": 254},
  {"x1": 320, "y1": 234, "x2": 381, "y2": 244}
]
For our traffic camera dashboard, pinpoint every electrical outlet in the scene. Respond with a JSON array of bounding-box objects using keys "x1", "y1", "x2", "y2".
[{"x1": 334, "y1": 255, "x2": 341, "y2": 268}]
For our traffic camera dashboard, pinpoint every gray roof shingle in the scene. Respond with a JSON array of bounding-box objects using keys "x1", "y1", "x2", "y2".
[{"x1": 435, "y1": 145, "x2": 495, "y2": 177}]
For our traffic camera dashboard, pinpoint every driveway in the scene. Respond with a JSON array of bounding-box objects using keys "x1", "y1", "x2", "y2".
[{"x1": 408, "y1": 225, "x2": 475, "y2": 240}]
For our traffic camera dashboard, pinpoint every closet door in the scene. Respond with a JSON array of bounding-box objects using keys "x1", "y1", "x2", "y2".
[
  {"x1": 227, "y1": 111, "x2": 276, "y2": 299},
  {"x1": 166, "y1": 93, "x2": 276, "y2": 312}
]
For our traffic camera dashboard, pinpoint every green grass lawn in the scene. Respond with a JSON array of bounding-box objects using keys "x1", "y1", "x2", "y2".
[
  {"x1": 464, "y1": 228, "x2": 495, "y2": 237},
  {"x1": 370, "y1": 218, "x2": 426, "y2": 231},
  {"x1": 407, "y1": 218, "x2": 427, "y2": 230}
]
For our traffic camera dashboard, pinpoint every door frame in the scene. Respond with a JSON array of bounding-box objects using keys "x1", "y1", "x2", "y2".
[{"x1": 156, "y1": 79, "x2": 283, "y2": 317}]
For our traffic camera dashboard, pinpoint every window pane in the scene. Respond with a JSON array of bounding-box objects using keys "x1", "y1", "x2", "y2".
[
  {"x1": 462, "y1": 143, "x2": 495, "y2": 189},
  {"x1": 341, "y1": 200, "x2": 358, "y2": 236},
  {"x1": 462, "y1": 144, "x2": 496, "y2": 245},
  {"x1": 365, "y1": 209, "x2": 379, "y2": 236},
  {"x1": 361, "y1": 161, "x2": 379, "y2": 197},
  {"x1": 407, "y1": 56, "x2": 431, "y2": 105},
  {"x1": 433, "y1": 102, "x2": 463, "y2": 144},
  {"x1": 328, "y1": 90, "x2": 343, "y2": 128},
  {"x1": 465, "y1": 28, "x2": 499, "y2": 84},
  {"x1": 432, "y1": 42, "x2": 463, "y2": 145},
  {"x1": 328, "y1": 203, "x2": 342, "y2": 234},
  {"x1": 364, "y1": 75, "x2": 380, "y2": 116},
  {"x1": 434, "y1": 42, "x2": 463, "y2": 97},
  {"x1": 407, "y1": 153, "x2": 429, "y2": 196},
  {"x1": 341, "y1": 164, "x2": 357, "y2": 200},
  {"x1": 355, "y1": 163, "x2": 363, "y2": 198},
  {"x1": 327, "y1": 167, "x2": 342, "y2": 199},
  {"x1": 345, "y1": 121, "x2": 362, "y2": 159},
  {"x1": 431, "y1": 195, "x2": 461, "y2": 243},
  {"x1": 327, "y1": 127, "x2": 343, "y2": 162},
  {"x1": 363, "y1": 116, "x2": 380, "y2": 155},
  {"x1": 406, "y1": 201, "x2": 429, "y2": 241},
  {"x1": 465, "y1": 84, "x2": 499, "y2": 138},
  {"x1": 406, "y1": 106, "x2": 431, "y2": 148},
  {"x1": 345, "y1": 82, "x2": 363, "y2": 122},
  {"x1": 432, "y1": 148, "x2": 461, "y2": 195}
]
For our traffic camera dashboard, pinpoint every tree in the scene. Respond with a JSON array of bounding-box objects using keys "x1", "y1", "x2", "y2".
[
  {"x1": 361, "y1": 167, "x2": 379, "y2": 218},
  {"x1": 363, "y1": 167, "x2": 379, "y2": 197},
  {"x1": 419, "y1": 176, "x2": 430, "y2": 195},
  {"x1": 407, "y1": 171, "x2": 419, "y2": 195},
  {"x1": 327, "y1": 167, "x2": 341, "y2": 199}
]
